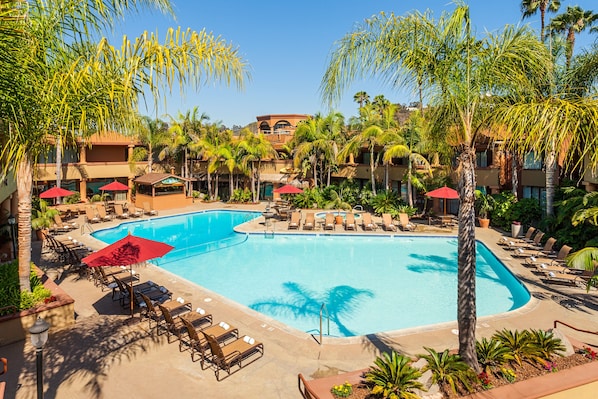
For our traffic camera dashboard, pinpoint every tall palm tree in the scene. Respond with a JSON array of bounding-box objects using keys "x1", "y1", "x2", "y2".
[
  {"x1": 138, "y1": 115, "x2": 169, "y2": 173},
  {"x1": 0, "y1": 0, "x2": 249, "y2": 292},
  {"x1": 237, "y1": 130, "x2": 277, "y2": 202},
  {"x1": 321, "y1": 5, "x2": 552, "y2": 369},
  {"x1": 548, "y1": 6, "x2": 598, "y2": 68},
  {"x1": 353, "y1": 91, "x2": 370, "y2": 109},
  {"x1": 521, "y1": 0, "x2": 561, "y2": 41}
]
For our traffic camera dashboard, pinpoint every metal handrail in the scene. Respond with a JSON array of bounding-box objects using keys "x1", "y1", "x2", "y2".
[
  {"x1": 319, "y1": 303, "x2": 330, "y2": 345},
  {"x1": 554, "y1": 320, "x2": 598, "y2": 339}
]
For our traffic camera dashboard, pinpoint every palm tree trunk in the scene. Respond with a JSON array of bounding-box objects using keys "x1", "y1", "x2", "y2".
[
  {"x1": 407, "y1": 158, "x2": 414, "y2": 207},
  {"x1": 251, "y1": 162, "x2": 256, "y2": 202},
  {"x1": 17, "y1": 157, "x2": 33, "y2": 292},
  {"x1": 511, "y1": 152, "x2": 518, "y2": 198},
  {"x1": 457, "y1": 148, "x2": 479, "y2": 371},
  {"x1": 55, "y1": 135, "x2": 62, "y2": 204},
  {"x1": 370, "y1": 149, "x2": 376, "y2": 195},
  {"x1": 384, "y1": 162, "x2": 389, "y2": 191},
  {"x1": 312, "y1": 160, "x2": 318, "y2": 188},
  {"x1": 207, "y1": 169, "x2": 212, "y2": 200},
  {"x1": 214, "y1": 174, "x2": 219, "y2": 200},
  {"x1": 545, "y1": 148, "x2": 556, "y2": 216},
  {"x1": 256, "y1": 160, "x2": 262, "y2": 202},
  {"x1": 148, "y1": 142, "x2": 153, "y2": 172},
  {"x1": 229, "y1": 172, "x2": 234, "y2": 200}
]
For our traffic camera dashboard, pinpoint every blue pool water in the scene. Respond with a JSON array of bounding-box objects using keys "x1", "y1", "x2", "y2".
[{"x1": 92, "y1": 210, "x2": 530, "y2": 337}]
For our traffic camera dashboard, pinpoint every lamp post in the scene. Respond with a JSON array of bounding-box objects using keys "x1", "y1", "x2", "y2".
[
  {"x1": 29, "y1": 317, "x2": 50, "y2": 399},
  {"x1": 7, "y1": 214, "x2": 16, "y2": 259}
]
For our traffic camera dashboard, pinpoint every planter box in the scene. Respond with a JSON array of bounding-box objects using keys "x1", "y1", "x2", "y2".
[{"x1": 0, "y1": 266, "x2": 75, "y2": 346}]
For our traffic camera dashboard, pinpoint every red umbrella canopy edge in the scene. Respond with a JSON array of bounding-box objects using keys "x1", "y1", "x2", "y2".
[
  {"x1": 39, "y1": 187, "x2": 75, "y2": 199},
  {"x1": 425, "y1": 186, "x2": 459, "y2": 199},
  {"x1": 99, "y1": 181, "x2": 130, "y2": 191},
  {"x1": 82, "y1": 234, "x2": 174, "y2": 267},
  {"x1": 273, "y1": 184, "x2": 303, "y2": 194}
]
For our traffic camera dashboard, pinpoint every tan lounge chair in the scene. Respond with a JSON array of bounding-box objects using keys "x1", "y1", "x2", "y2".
[
  {"x1": 53, "y1": 214, "x2": 77, "y2": 232},
  {"x1": 113, "y1": 203, "x2": 129, "y2": 219},
  {"x1": 288, "y1": 211, "x2": 301, "y2": 230},
  {"x1": 503, "y1": 231, "x2": 545, "y2": 251},
  {"x1": 362, "y1": 212, "x2": 375, "y2": 231},
  {"x1": 498, "y1": 227, "x2": 536, "y2": 246},
  {"x1": 512, "y1": 237, "x2": 556, "y2": 258},
  {"x1": 398, "y1": 213, "x2": 416, "y2": 231},
  {"x1": 181, "y1": 317, "x2": 238, "y2": 367},
  {"x1": 303, "y1": 212, "x2": 315, "y2": 230},
  {"x1": 126, "y1": 202, "x2": 143, "y2": 218},
  {"x1": 345, "y1": 213, "x2": 356, "y2": 231},
  {"x1": 382, "y1": 213, "x2": 397, "y2": 232},
  {"x1": 323, "y1": 213, "x2": 335, "y2": 231},
  {"x1": 202, "y1": 331, "x2": 264, "y2": 381},
  {"x1": 85, "y1": 206, "x2": 100, "y2": 223},
  {"x1": 143, "y1": 202, "x2": 158, "y2": 216},
  {"x1": 523, "y1": 245, "x2": 572, "y2": 268},
  {"x1": 96, "y1": 204, "x2": 113, "y2": 221},
  {"x1": 541, "y1": 270, "x2": 587, "y2": 287}
]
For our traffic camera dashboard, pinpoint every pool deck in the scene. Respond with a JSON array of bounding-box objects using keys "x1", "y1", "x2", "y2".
[{"x1": 3, "y1": 202, "x2": 598, "y2": 399}]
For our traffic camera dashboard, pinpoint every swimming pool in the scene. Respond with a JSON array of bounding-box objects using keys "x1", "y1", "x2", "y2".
[
  {"x1": 314, "y1": 211, "x2": 362, "y2": 220},
  {"x1": 92, "y1": 210, "x2": 530, "y2": 337}
]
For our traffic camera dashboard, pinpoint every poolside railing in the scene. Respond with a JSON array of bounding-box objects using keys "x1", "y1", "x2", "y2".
[{"x1": 153, "y1": 233, "x2": 249, "y2": 265}]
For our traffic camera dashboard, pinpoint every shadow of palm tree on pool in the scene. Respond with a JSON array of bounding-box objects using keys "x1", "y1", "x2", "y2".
[{"x1": 250, "y1": 282, "x2": 374, "y2": 337}]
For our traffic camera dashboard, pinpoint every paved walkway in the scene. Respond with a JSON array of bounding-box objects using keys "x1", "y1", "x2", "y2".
[{"x1": 2, "y1": 202, "x2": 598, "y2": 399}]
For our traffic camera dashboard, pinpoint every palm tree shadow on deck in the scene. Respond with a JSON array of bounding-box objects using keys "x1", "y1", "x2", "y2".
[{"x1": 17, "y1": 315, "x2": 161, "y2": 399}]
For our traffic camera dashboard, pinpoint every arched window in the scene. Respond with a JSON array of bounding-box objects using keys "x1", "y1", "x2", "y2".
[
  {"x1": 274, "y1": 120, "x2": 291, "y2": 133},
  {"x1": 259, "y1": 122, "x2": 271, "y2": 134}
]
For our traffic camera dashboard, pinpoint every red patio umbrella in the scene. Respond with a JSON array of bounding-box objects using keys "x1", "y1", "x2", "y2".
[
  {"x1": 82, "y1": 234, "x2": 174, "y2": 319},
  {"x1": 99, "y1": 181, "x2": 130, "y2": 191},
  {"x1": 426, "y1": 186, "x2": 459, "y2": 215},
  {"x1": 39, "y1": 186, "x2": 75, "y2": 199},
  {"x1": 273, "y1": 184, "x2": 303, "y2": 195}
]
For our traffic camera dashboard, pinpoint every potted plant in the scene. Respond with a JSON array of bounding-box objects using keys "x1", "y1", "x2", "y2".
[
  {"x1": 31, "y1": 199, "x2": 59, "y2": 240},
  {"x1": 475, "y1": 190, "x2": 493, "y2": 228}
]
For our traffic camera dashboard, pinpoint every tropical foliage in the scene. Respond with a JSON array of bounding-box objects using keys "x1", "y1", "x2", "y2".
[{"x1": 364, "y1": 351, "x2": 425, "y2": 399}]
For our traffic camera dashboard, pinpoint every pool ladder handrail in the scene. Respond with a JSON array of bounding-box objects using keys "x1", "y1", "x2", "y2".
[{"x1": 319, "y1": 303, "x2": 330, "y2": 345}]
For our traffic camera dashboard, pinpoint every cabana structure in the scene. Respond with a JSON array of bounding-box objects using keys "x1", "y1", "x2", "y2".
[{"x1": 134, "y1": 173, "x2": 193, "y2": 211}]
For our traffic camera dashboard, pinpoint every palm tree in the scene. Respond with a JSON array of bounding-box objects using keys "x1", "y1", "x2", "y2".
[
  {"x1": 237, "y1": 129, "x2": 277, "y2": 202},
  {"x1": 353, "y1": 91, "x2": 370, "y2": 109},
  {"x1": 548, "y1": 6, "x2": 598, "y2": 68},
  {"x1": 321, "y1": 5, "x2": 552, "y2": 369},
  {"x1": 521, "y1": 0, "x2": 561, "y2": 41},
  {"x1": 164, "y1": 107, "x2": 209, "y2": 193},
  {"x1": 138, "y1": 115, "x2": 169, "y2": 173},
  {"x1": 0, "y1": 0, "x2": 249, "y2": 292}
]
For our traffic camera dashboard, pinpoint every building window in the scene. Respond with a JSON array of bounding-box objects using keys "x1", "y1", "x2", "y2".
[
  {"x1": 476, "y1": 151, "x2": 489, "y2": 167},
  {"x1": 523, "y1": 186, "x2": 546, "y2": 208},
  {"x1": 259, "y1": 122, "x2": 271, "y2": 133},
  {"x1": 523, "y1": 151, "x2": 542, "y2": 170}
]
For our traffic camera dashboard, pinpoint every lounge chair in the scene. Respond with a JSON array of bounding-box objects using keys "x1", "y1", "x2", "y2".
[
  {"x1": 288, "y1": 211, "x2": 301, "y2": 230},
  {"x1": 139, "y1": 292, "x2": 195, "y2": 333},
  {"x1": 143, "y1": 202, "x2": 158, "y2": 216},
  {"x1": 53, "y1": 214, "x2": 77, "y2": 232},
  {"x1": 96, "y1": 204, "x2": 113, "y2": 222},
  {"x1": 181, "y1": 317, "x2": 238, "y2": 366},
  {"x1": 159, "y1": 303, "x2": 214, "y2": 347},
  {"x1": 498, "y1": 227, "x2": 536, "y2": 245},
  {"x1": 344, "y1": 213, "x2": 356, "y2": 231},
  {"x1": 202, "y1": 331, "x2": 264, "y2": 381},
  {"x1": 511, "y1": 237, "x2": 556, "y2": 258},
  {"x1": 323, "y1": 213, "x2": 335, "y2": 231},
  {"x1": 85, "y1": 206, "x2": 101, "y2": 223},
  {"x1": 523, "y1": 245, "x2": 572, "y2": 268},
  {"x1": 126, "y1": 202, "x2": 143, "y2": 218},
  {"x1": 113, "y1": 203, "x2": 129, "y2": 219},
  {"x1": 398, "y1": 213, "x2": 416, "y2": 231},
  {"x1": 503, "y1": 231, "x2": 545, "y2": 251},
  {"x1": 541, "y1": 270, "x2": 587, "y2": 287},
  {"x1": 303, "y1": 212, "x2": 315, "y2": 230},
  {"x1": 362, "y1": 212, "x2": 375, "y2": 231},
  {"x1": 382, "y1": 213, "x2": 397, "y2": 232}
]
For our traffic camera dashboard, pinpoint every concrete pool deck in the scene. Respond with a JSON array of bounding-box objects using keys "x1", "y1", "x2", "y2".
[{"x1": 2, "y1": 201, "x2": 598, "y2": 399}]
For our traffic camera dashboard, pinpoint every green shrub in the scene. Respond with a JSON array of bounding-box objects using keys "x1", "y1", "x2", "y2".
[
  {"x1": 0, "y1": 261, "x2": 51, "y2": 314},
  {"x1": 229, "y1": 188, "x2": 252, "y2": 203},
  {"x1": 365, "y1": 351, "x2": 425, "y2": 399},
  {"x1": 419, "y1": 347, "x2": 477, "y2": 395},
  {"x1": 476, "y1": 337, "x2": 511, "y2": 375}
]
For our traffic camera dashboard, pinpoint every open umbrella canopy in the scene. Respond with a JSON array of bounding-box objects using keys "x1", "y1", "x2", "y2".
[
  {"x1": 273, "y1": 184, "x2": 303, "y2": 194},
  {"x1": 99, "y1": 181, "x2": 130, "y2": 191},
  {"x1": 39, "y1": 187, "x2": 75, "y2": 199},
  {"x1": 82, "y1": 234, "x2": 173, "y2": 267},
  {"x1": 426, "y1": 186, "x2": 459, "y2": 199}
]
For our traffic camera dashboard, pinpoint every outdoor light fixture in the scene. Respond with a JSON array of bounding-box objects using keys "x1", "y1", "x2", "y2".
[
  {"x1": 7, "y1": 214, "x2": 16, "y2": 258},
  {"x1": 29, "y1": 317, "x2": 50, "y2": 399}
]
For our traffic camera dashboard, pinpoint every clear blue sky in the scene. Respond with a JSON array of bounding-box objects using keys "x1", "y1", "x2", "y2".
[{"x1": 110, "y1": 0, "x2": 597, "y2": 128}]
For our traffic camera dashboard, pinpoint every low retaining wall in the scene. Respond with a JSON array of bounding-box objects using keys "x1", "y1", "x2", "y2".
[{"x1": 0, "y1": 267, "x2": 75, "y2": 346}]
